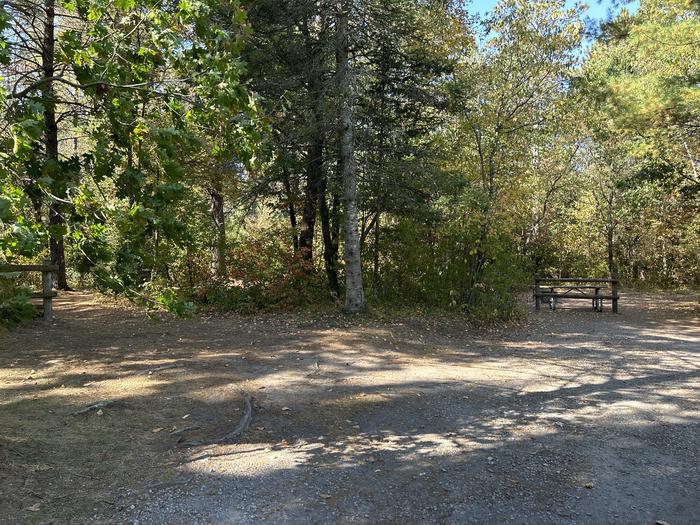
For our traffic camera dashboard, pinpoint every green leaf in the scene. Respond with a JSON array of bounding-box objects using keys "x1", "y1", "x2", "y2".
[
  {"x1": 114, "y1": 0, "x2": 136, "y2": 11},
  {"x1": 0, "y1": 197, "x2": 11, "y2": 221}
]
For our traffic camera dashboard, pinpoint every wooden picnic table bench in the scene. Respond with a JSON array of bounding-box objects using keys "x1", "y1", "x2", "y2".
[{"x1": 534, "y1": 275, "x2": 619, "y2": 313}]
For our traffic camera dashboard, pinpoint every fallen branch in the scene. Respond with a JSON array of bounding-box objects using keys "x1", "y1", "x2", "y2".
[
  {"x1": 182, "y1": 391, "x2": 252, "y2": 447},
  {"x1": 72, "y1": 401, "x2": 113, "y2": 416}
]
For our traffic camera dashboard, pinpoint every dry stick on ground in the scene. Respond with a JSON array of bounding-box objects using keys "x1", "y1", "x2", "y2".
[
  {"x1": 182, "y1": 392, "x2": 252, "y2": 447},
  {"x1": 72, "y1": 400, "x2": 113, "y2": 416}
]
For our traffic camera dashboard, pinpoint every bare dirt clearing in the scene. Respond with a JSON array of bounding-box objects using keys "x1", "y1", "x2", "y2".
[{"x1": 1, "y1": 292, "x2": 699, "y2": 524}]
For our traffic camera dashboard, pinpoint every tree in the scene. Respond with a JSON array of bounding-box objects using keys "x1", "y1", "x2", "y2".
[
  {"x1": 577, "y1": 0, "x2": 700, "y2": 284},
  {"x1": 336, "y1": 0, "x2": 364, "y2": 312},
  {"x1": 449, "y1": 0, "x2": 582, "y2": 303},
  {"x1": 1, "y1": 0, "x2": 255, "y2": 299}
]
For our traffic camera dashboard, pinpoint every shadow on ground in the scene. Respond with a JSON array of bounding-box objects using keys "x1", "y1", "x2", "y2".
[{"x1": 0, "y1": 292, "x2": 698, "y2": 524}]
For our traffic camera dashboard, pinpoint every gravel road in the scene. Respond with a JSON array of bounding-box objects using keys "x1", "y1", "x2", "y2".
[{"x1": 120, "y1": 293, "x2": 699, "y2": 525}]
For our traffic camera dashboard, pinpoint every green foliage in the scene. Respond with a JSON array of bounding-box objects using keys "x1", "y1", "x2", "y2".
[
  {"x1": 1, "y1": 0, "x2": 258, "y2": 311},
  {"x1": 377, "y1": 215, "x2": 525, "y2": 320},
  {"x1": 2, "y1": 0, "x2": 696, "y2": 324},
  {"x1": 0, "y1": 185, "x2": 46, "y2": 258},
  {"x1": 151, "y1": 287, "x2": 196, "y2": 317},
  {"x1": 200, "y1": 226, "x2": 329, "y2": 313},
  {"x1": 0, "y1": 279, "x2": 37, "y2": 327}
]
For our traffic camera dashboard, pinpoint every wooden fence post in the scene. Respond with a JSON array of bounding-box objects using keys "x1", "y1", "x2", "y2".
[
  {"x1": 42, "y1": 258, "x2": 53, "y2": 321},
  {"x1": 611, "y1": 272, "x2": 619, "y2": 314},
  {"x1": 534, "y1": 274, "x2": 541, "y2": 311}
]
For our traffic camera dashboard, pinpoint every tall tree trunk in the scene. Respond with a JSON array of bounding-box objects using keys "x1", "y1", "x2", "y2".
[
  {"x1": 298, "y1": 18, "x2": 326, "y2": 263},
  {"x1": 318, "y1": 171, "x2": 341, "y2": 298},
  {"x1": 464, "y1": 134, "x2": 498, "y2": 305},
  {"x1": 607, "y1": 226, "x2": 614, "y2": 275},
  {"x1": 209, "y1": 179, "x2": 226, "y2": 280},
  {"x1": 282, "y1": 167, "x2": 299, "y2": 252},
  {"x1": 372, "y1": 211, "x2": 380, "y2": 287},
  {"x1": 336, "y1": 0, "x2": 365, "y2": 313},
  {"x1": 606, "y1": 190, "x2": 615, "y2": 275},
  {"x1": 371, "y1": 69, "x2": 387, "y2": 293},
  {"x1": 330, "y1": 189, "x2": 341, "y2": 265},
  {"x1": 299, "y1": 134, "x2": 323, "y2": 261},
  {"x1": 42, "y1": 0, "x2": 68, "y2": 290}
]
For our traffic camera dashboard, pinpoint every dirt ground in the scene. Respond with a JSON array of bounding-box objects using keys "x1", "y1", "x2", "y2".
[{"x1": 1, "y1": 292, "x2": 699, "y2": 525}]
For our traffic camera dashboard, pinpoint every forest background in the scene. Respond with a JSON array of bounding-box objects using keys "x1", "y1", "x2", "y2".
[{"x1": 1, "y1": 0, "x2": 698, "y2": 323}]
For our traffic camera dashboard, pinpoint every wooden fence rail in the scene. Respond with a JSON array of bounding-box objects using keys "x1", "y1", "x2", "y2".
[
  {"x1": 535, "y1": 274, "x2": 619, "y2": 313},
  {"x1": 0, "y1": 259, "x2": 58, "y2": 321}
]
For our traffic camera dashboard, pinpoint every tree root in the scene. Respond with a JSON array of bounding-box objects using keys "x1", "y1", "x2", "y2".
[
  {"x1": 182, "y1": 391, "x2": 252, "y2": 447},
  {"x1": 170, "y1": 425, "x2": 200, "y2": 435},
  {"x1": 214, "y1": 392, "x2": 253, "y2": 443}
]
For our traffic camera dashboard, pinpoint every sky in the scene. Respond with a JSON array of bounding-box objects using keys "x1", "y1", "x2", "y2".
[
  {"x1": 469, "y1": 0, "x2": 640, "y2": 49},
  {"x1": 470, "y1": 0, "x2": 640, "y2": 21}
]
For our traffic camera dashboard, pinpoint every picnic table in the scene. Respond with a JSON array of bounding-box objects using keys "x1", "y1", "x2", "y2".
[{"x1": 534, "y1": 275, "x2": 619, "y2": 313}]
